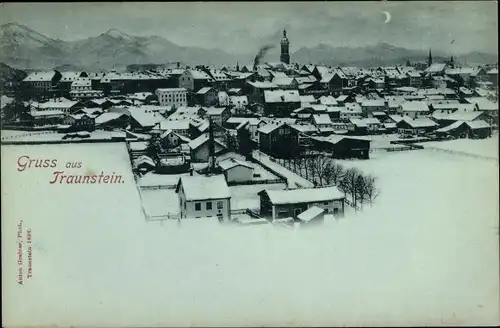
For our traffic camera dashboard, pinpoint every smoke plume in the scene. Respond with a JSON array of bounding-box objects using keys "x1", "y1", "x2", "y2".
[{"x1": 253, "y1": 44, "x2": 275, "y2": 70}]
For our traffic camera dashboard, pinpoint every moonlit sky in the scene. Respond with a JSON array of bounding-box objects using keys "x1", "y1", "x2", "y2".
[{"x1": 0, "y1": 2, "x2": 497, "y2": 54}]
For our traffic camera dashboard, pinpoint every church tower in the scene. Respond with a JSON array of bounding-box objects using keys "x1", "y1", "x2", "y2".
[{"x1": 280, "y1": 29, "x2": 290, "y2": 64}]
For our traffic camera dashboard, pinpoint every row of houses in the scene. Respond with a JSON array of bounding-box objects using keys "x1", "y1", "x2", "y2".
[{"x1": 175, "y1": 174, "x2": 345, "y2": 223}]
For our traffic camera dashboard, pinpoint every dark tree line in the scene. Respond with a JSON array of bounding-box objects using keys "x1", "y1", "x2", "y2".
[{"x1": 279, "y1": 156, "x2": 380, "y2": 209}]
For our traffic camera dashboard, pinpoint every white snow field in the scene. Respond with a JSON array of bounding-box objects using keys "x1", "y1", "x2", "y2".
[
  {"x1": 418, "y1": 134, "x2": 498, "y2": 159},
  {"x1": 2, "y1": 142, "x2": 499, "y2": 327}
]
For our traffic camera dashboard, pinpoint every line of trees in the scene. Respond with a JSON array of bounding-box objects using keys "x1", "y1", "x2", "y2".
[{"x1": 278, "y1": 156, "x2": 380, "y2": 209}]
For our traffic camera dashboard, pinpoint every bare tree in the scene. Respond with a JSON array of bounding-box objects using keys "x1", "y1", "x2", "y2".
[
  {"x1": 306, "y1": 155, "x2": 331, "y2": 186},
  {"x1": 330, "y1": 162, "x2": 345, "y2": 186},
  {"x1": 363, "y1": 175, "x2": 380, "y2": 205},
  {"x1": 340, "y1": 167, "x2": 363, "y2": 207},
  {"x1": 355, "y1": 174, "x2": 366, "y2": 209}
]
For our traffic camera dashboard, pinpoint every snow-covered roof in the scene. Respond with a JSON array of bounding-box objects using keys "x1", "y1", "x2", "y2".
[
  {"x1": 60, "y1": 71, "x2": 83, "y2": 82},
  {"x1": 300, "y1": 95, "x2": 316, "y2": 104},
  {"x1": 188, "y1": 133, "x2": 225, "y2": 150},
  {"x1": 344, "y1": 102, "x2": 362, "y2": 112},
  {"x1": 129, "y1": 110, "x2": 163, "y2": 128},
  {"x1": 160, "y1": 118, "x2": 189, "y2": 132},
  {"x1": 261, "y1": 186, "x2": 344, "y2": 205},
  {"x1": 436, "y1": 121, "x2": 464, "y2": 133},
  {"x1": 156, "y1": 88, "x2": 187, "y2": 93},
  {"x1": 134, "y1": 155, "x2": 155, "y2": 168},
  {"x1": 196, "y1": 87, "x2": 214, "y2": 95},
  {"x1": 128, "y1": 141, "x2": 149, "y2": 151},
  {"x1": 401, "y1": 101, "x2": 429, "y2": 112},
  {"x1": 37, "y1": 99, "x2": 80, "y2": 110},
  {"x1": 264, "y1": 90, "x2": 300, "y2": 103},
  {"x1": 230, "y1": 96, "x2": 248, "y2": 105},
  {"x1": 30, "y1": 110, "x2": 65, "y2": 117},
  {"x1": 466, "y1": 97, "x2": 498, "y2": 111},
  {"x1": 297, "y1": 206, "x2": 325, "y2": 222},
  {"x1": 272, "y1": 77, "x2": 296, "y2": 86},
  {"x1": 290, "y1": 124, "x2": 318, "y2": 133},
  {"x1": 247, "y1": 81, "x2": 278, "y2": 89},
  {"x1": 465, "y1": 120, "x2": 490, "y2": 129},
  {"x1": 388, "y1": 115, "x2": 404, "y2": 123},
  {"x1": 217, "y1": 157, "x2": 254, "y2": 171},
  {"x1": 177, "y1": 175, "x2": 230, "y2": 201},
  {"x1": 361, "y1": 99, "x2": 385, "y2": 107},
  {"x1": 425, "y1": 63, "x2": 447, "y2": 73},
  {"x1": 319, "y1": 96, "x2": 338, "y2": 106},
  {"x1": 400, "y1": 116, "x2": 438, "y2": 128},
  {"x1": 185, "y1": 70, "x2": 213, "y2": 80},
  {"x1": 313, "y1": 114, "x2": 333, "y2": 125},
  {"x1": 1, "y1": 95, "x2": 14, "y2": 109},
  {"x1": 257, "y1": 122, "x2": 285, "y2": 134},
  {"x1": 71, "y1": 77, "x2": 91, "y2": 87},
  {"x1": 350, "y1": 118, "x2": 368, "y2": 127},
  {"x1": 95, "y1": 112, "x2": 127, "y2": 125},
  {"x1": 23, "y1": 71, "x2": 58, "y2": 82},
  {"x1": 432, "y1": 111, "x2": 483, "y2": 122}
]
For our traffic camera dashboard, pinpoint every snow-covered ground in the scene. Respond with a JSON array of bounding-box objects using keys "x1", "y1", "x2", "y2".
[
  {"x1": 230, "y1": 183, "x2": 287, "y2": 210},
  {"x1": 252, "y1": 150, "x2": 314, "y2": 188},
  {"x1": 139, "y1": 188, "x2": 179, "y2": 217},
  {"x1": 418, "y1": 135, "x2": 498, "y2": 159},
  {"x1": 2, "y1": 142, "x2": 498, "y2": 326},
  {"x1": 1, "y1": 129, "x2": 31, "y2": 138},
  {"x1": 138, "y1": 171, "x2": 193, "y2": 188}
]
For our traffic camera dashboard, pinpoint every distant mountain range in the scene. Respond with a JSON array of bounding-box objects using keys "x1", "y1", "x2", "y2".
[{"x1": 0, "y1": 22, "x2": 497, "y2": 71}]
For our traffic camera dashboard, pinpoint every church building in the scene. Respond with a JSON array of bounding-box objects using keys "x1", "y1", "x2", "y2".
[{"x1": 280, "y1": 29, "x2": 290, "y2": 64}]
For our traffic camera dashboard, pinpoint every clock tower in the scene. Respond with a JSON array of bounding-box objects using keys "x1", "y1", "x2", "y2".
[{"x1": 280, "y1": 29, "x2": 290, "y2": 64}]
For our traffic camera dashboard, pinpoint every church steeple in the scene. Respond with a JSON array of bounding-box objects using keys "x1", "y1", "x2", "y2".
[
  {"x1": 280, "y1": 29, "x2": 290, "y2": 65},
  {"x1": 428, "y1": 49, "x2": 433, "y2": 67}
]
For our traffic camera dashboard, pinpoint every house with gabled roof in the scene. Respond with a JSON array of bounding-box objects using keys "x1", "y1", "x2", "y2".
[
  {"x1": 179, "y1": 69, "x2": 213, "y2": 92},
  {"x1": 258, "y1": 186, "x2": 345, "y2": 220},
  {"x1": 188, "y1": 133, "x2": 227, "y2": 162},
  {"x1": 257, "y1": 122, "x2": 300, "y2": 158},
  {"x1": 176, "y1": 175, "x2": 231, "y2": 221},
  {"x1": 195, "y1": 87, "x2": 218, "y2": 106}
]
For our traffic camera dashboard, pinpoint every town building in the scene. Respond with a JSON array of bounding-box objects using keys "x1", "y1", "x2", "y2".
[
  {"x1": 196, "y1": 87, "x2": 218, "y2": 106},
  {"x1": 188, "y1": 133, "x2": 227, "y2": 162},
  {"x1": 263, "y1": 89, "x2": 301, "y2": 116},
  {"x1": 22, "y1": 70, "x2": 62, "y2": 98},
  {"x1": 176, "y1": 175, "x2": 231, "y2": 222},
  {"x1": 155, "y1": 88, "x2": 188, "y2": 107},
  {"x1": 258, "y1": 186, "x2": 345, "y2": 220},
  {"x1": 178, "y1": 69, "x2": 213, "y2": 92},
  {"x1": 217, "y1": 157, "x2": 254, "y2": 183},
  {"x1": 258, "y1": 122, "x2": 300, "y2": 158}
]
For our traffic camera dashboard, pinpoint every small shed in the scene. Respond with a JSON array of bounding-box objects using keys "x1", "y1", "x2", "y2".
[{"x1": 297, "y1": 206, "x2": 326, "y2": 226}]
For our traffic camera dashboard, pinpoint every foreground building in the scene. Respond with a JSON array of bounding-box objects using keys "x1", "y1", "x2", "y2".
[
  {"x1": 176, "y1": 175, "x2": 231, "y2": 222},
  {"x1": 258, "y1": 186, "x2": 345, "y2": 220}
]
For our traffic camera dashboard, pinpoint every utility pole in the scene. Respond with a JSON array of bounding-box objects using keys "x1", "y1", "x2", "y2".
[{"x1": 208, "y1": 117, "x2": 215, "y2": 174}]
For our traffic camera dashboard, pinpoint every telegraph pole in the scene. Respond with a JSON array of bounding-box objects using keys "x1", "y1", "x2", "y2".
[{"x1": 208, "y1": 117, "x2": 215, "y2": 174}]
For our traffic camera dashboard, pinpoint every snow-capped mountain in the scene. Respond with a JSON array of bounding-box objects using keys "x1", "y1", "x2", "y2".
[
  {"x1": 0, "y1": 22, "x2": 67, "y2": 69},
  {"x1": 0, "y1": 23, "x2": 496, "y2": 71}
]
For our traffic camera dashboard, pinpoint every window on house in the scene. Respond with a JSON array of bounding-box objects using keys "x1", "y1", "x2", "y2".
[
  {"x1": 206, "y1": 202, "x2": 212, "y2": 210},
  {"x1": 323, "y1": 202, "x2": 329, "y2": 205},
  {"x1": 217, "y1": 201, "x2": 223, "y2": 209},
  {"x1": 195, "y1": 202, "x2": 201, "y2": 211}
]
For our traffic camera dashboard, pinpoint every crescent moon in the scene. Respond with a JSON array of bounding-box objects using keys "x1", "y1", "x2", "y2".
[{"x1": 382, "y1": 11, "x2": 391, "y2": 24}]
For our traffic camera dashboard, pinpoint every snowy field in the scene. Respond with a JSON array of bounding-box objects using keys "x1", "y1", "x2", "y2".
[
  {"x1": 418, "y1": 135, "x2": 498, "y2": 159},
  {"x1": 2, "y1": 142, "x2": 499, "y2": 326},
  {"x1": 139, "y1": 188, "x2": 179, "y2": 217}
]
